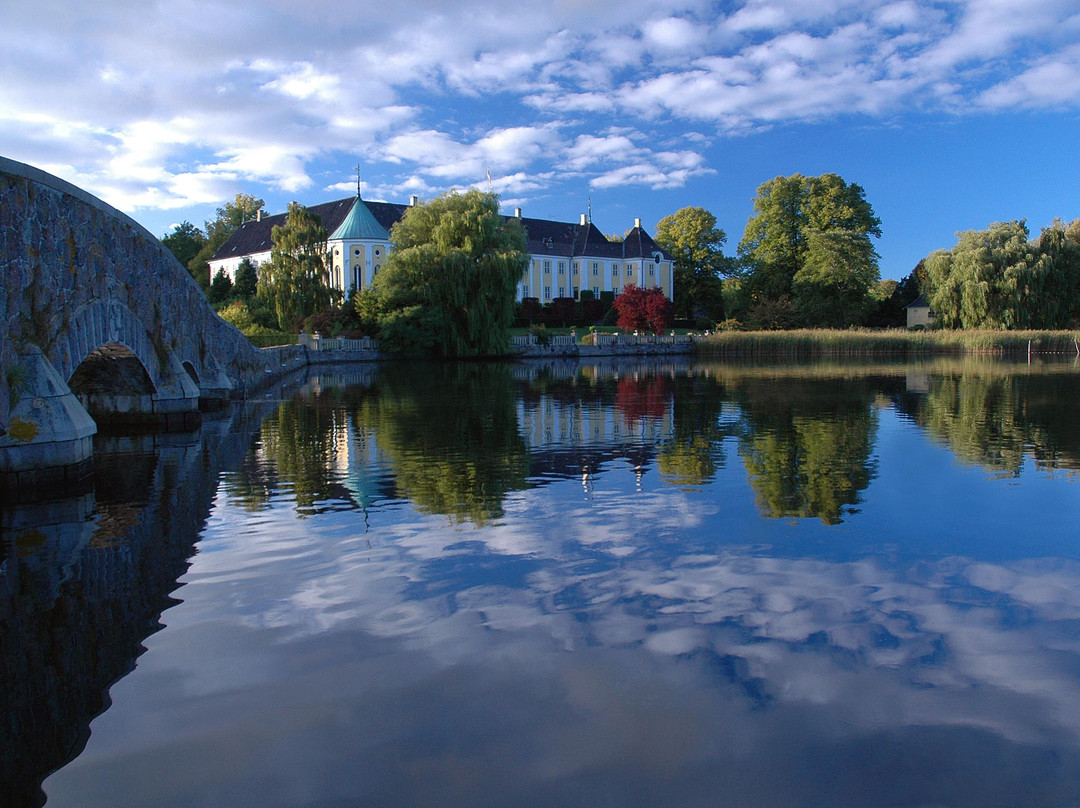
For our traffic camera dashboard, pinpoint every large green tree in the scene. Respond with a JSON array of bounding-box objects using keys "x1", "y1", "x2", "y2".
[
  {"x1": 257, "y1": 202, "x2": 335, "y2": 330},
  {"x1": 738, "y1": 173, "x2": 882, "y2": 327},
  {"x1": 161, "y1": 221, "x2": 206, "y2": 272},
  {"x1": 233, "y1": 257, "x2": 258, "y2": 300},
  {"x1": 654, "y1": 206, "x2": 729, "y2": 319},
  {"x1": 924, "y1": 219, "x2": 1080, "y2": 329},
  {"x1": 188, "y1": 193, "x2": 265, "y2": 290},
  {"x1": 793, "y1": 228, "x2": 881, "y2": 327},
  {"x1": 363, "y1": 189, "x2": 528, "y2": 358}
]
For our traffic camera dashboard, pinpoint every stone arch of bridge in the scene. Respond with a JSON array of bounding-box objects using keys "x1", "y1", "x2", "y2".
[
  {"x1": 52, "y1": 298, "x2": 165, "y2": 392},
  {"x1": 50, "y1": 298, "x2": 200, "y2": 427},
  {"x1": 182, "y1": 361, "x2": 200, "y2": 387}
]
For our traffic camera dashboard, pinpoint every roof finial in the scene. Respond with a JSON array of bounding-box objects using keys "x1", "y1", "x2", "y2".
[
  {"x1": 588, "y1": 197, "x2": 592, "y2": 224},
  {"x1": 355, "y1": 163, "x2": 362, "y2": 198}
]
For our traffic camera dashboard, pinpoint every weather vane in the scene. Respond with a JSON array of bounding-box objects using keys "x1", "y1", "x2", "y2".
[{"x1": 355, "y1": 163, "x2": 362, "y2": 198}]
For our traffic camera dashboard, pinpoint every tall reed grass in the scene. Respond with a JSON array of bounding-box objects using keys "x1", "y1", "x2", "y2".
[{"x1": 694, "y1": 329, "x2": 1080, "y2": 359}]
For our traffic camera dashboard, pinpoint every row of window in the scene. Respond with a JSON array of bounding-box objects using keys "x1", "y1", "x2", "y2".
[
  {"x1": 523, "y1": 286, "x2": 644, "y2": 299},
  {"x1": 532, "y1": 262, "x2": 659, "y2": 279},
  {"x1": 333, "y1": 246, "x2": 385, "y2": 259}
]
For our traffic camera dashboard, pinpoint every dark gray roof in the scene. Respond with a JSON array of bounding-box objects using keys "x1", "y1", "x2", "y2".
[
  {"x1": 906, "y1": 293, "x2": 930, "y2": 308},
  {"x1": 211, "y1": 197, "x2": 671, "y2": 263},
  {"x1": 622, "y1": 226, "x2": 666, "y2": 260}
]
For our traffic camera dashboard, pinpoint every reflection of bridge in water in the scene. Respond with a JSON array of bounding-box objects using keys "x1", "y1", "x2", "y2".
[{"x1": 0, "y1": 388, "x2": 289, "y2": 807}]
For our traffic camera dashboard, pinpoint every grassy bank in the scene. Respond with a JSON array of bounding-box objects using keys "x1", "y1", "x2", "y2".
[{"x1": 695, "y1": 329, "x2": 1080, "y2": 359}]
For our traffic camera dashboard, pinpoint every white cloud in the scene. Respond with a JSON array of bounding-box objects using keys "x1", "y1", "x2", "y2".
[
  {"x1": 642, "y1": 16, "x2": 709, "y2": 53},
  {"x1": 2, "y1": 0, "x2": 1080, "y2": 223},
  {"x1": 979, "y1": 44, "x2": 1080, "y2": 108}
]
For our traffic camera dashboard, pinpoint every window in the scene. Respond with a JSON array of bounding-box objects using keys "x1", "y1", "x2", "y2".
[
  {"x1": 592, "y1": 286, "x2": 599, "y2": 296},
  {"x1": 353, "y1": 248, "x2": 361, "y2": 257},
  {"x1": 558, "y1": 262, "x2": 566, "y2": 275},
  {"x1": 592, "y1": 262, "x2": 599, "y2": 276},
  {"x1": 573, "y1": 262, "x2": 580, "y2": 274},
  {"x1": 374, "y1": 248, "x2": 382, "y2": 257},
  {"x1": 648, "y1": 267, "x2": 654, "y2": 277},
  {"x1": 544, "y1": 285, "x2": 551, "y2": 299},
  {"x1": 612, "y1": 265, "x2": 619, "y2": 277},
  {"x1": 572, "y1": 286, "x2": 579, "y2": 298},
  {"x1": 544, "y1": 260, "x2": 551, "y2": 273},
  {"x1": 558, "y1": 287, "x2": 565, "y2": 297},
  {"x1": 521, "y1": 285, "x2": 529, "y2": 297}
]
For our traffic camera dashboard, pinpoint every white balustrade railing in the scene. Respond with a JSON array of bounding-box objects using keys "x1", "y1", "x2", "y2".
[
  {"x1": 299, "y1": 333, "x2": 379, "y2": 352},
  {"x1": 299, "y1": 331, "x2": 691, "y2": 352}
]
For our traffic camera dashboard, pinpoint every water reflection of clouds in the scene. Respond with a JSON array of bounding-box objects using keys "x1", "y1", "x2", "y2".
[
  {"x1": 45, "y1": 458, "x2": 1080, "y2": 799},
  {"x1": 187, "y1": 475, "x2": 1080, "y2": 754},
  {"x1": 49, "y1": 494, "x2": 1080, "y2": 806}
]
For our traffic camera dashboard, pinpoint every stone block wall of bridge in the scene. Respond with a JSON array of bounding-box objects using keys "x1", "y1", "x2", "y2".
[{"x1": 0, "y1": 156, "x2": 278, "y2": 490}]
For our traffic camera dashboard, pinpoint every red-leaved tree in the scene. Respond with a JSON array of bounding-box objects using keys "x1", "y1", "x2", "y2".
[{"x1": 612, "y1": 284, "x2": 674, "y2": 335}]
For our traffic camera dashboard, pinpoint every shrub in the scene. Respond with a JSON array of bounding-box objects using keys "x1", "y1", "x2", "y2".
[
  {"x1": 694, "y1": 316, "x2": 716, "y2": 331},
  {"x1": 529, "y1": 323, "x2": 551, "y2": 345}
]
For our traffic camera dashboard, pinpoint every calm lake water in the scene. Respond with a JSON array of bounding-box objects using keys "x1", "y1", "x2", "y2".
[{"x1": 5, "y1": 357, "x2": 1080, "y2": 807}]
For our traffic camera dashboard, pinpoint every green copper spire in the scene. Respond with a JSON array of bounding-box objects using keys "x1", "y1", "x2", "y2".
[{"x1": 330, "y1": 196, "x2": 389, "y2": 241}]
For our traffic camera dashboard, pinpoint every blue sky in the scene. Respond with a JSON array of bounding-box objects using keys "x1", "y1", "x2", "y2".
[{"x1": 2, "y1": 0, "x2": 1078, "y2": 280}]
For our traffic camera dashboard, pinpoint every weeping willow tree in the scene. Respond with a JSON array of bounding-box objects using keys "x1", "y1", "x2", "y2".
[
  {"x1": 924, "y1": 218, "x2": 1080, "y2": 329},
  {"x1": 257, "y1": 202, "x2": 336, "y2": 330},
  {"x1": 362, "y1": 189, "x2": 528, "y2": 357}
]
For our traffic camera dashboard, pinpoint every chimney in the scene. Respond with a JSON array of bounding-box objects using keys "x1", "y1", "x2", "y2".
[
  {"x1": 410, "y1": 194, "x2": 420, "y2": 206},
  {"x1": 580, "y1": 213, "x2": 587, "y2": 226},
  {"x1": 634, "y1": 217, "x2": 641, "y2": 228},
  {"x1": 257, "y1": 209, "x2": 262, "y2": 222},
  {"x1": 514, "y1": 207, "x2": 522, "y2": 218}
]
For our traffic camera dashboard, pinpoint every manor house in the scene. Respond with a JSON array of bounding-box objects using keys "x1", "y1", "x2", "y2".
[{"x1": 208, "y1": 194, "x2": 674, "y2": 304}]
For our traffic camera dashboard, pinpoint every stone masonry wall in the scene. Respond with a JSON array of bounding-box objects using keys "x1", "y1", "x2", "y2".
[{"x1": 0, "y1": 157, "x2": 272, "y2": 430}]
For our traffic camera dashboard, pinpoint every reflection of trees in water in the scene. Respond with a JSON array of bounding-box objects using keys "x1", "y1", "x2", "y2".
[
  {"x1": 657, "y1": 372, "x2": 730, "y2": 487},
  {"x1": 257, "y1": 392, "x2": 344, "y2": 513},
  {"x1": 895, "y1": 371, "x2": 1080, "y2": 476},
  {"x1": 614, "y1": 375, "x2": 669, "y2": 423},
  {"x1": 354, "y1": 364, "x2": 530, "y2": 524},
  {"x1": 233, "y1": 362, "x2": 1080, "y2": 529},
  {"x1": 733, "y1": 377, "x2": 879, "y2": 524},
  {"x1": 226, "y1": 364, "x2": 536, "y2": 524}
]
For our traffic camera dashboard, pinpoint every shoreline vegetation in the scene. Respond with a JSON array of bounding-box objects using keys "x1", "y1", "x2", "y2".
[
  {"x1": 693, "y1": 329, "x2": 1080, "y2": 359},
  {"x1": 264, "y1": 327, "x2": 1080, "y2": 360}
]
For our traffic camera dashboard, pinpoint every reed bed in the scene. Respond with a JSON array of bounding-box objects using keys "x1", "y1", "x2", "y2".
[{"x1": 694, "y1": 329, "x2": 1080, "y2": 359}]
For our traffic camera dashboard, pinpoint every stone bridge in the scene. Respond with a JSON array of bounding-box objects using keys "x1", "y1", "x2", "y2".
[{"x1": 0, "y1": 156, "x2": 282, "y2": 495}]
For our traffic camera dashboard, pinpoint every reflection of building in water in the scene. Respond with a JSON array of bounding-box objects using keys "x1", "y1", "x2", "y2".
[
  {"x1": 517, "y1": 392, "x2": 673, "y2": 451},
  {"x1": 518, "y1": 397, "x2": 673, "y2": 450},
  {"x1": 517, "y1": 376, "x2": 675, "y2": 493},
  {"x1": 302, "y1": 368, "x2": 381, "y2": 396},
  {"x1": 328, "y1": 413, "x2": 385, "y2": 514}
]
